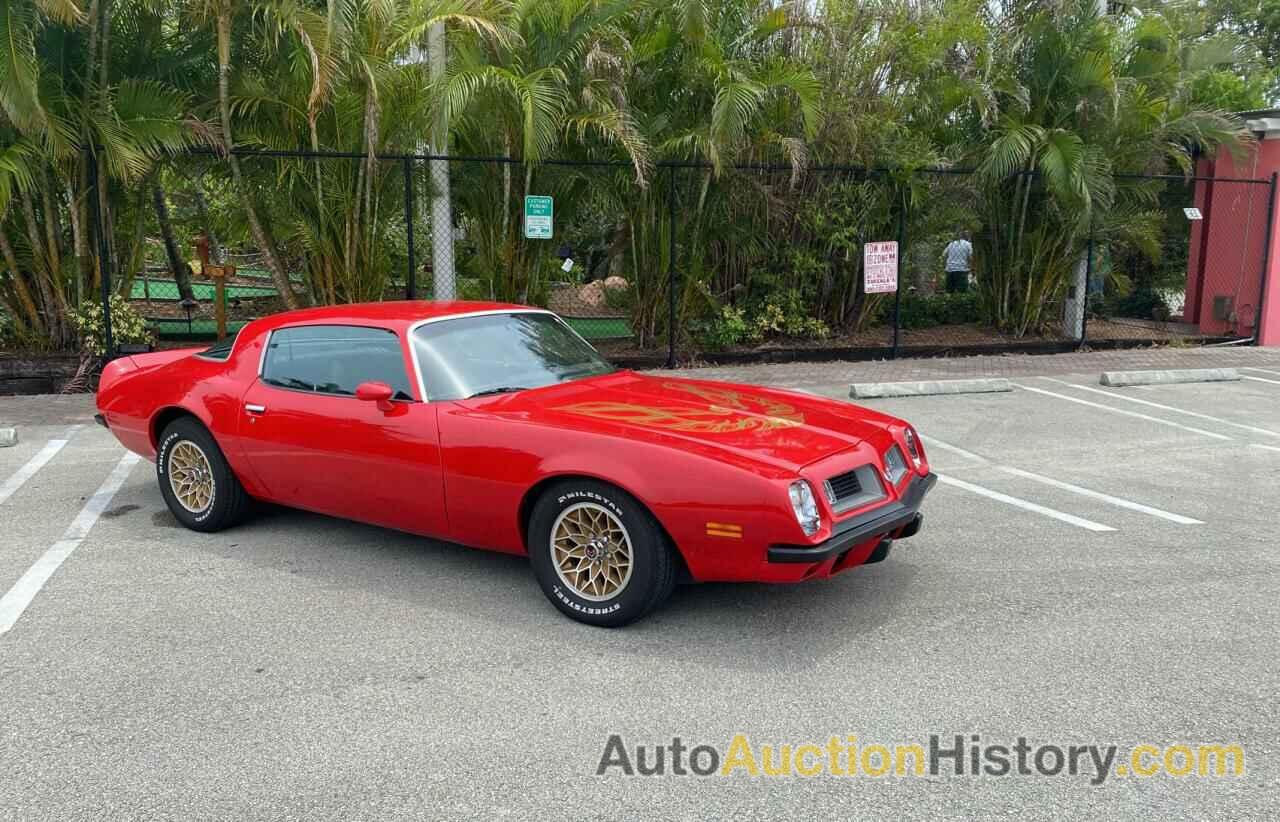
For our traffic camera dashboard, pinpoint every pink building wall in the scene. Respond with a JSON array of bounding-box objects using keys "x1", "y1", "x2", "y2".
[
  {"x1": 1185, "y1": 141, "x2": 1277, "y2": 337},
  {"x1": 1187, "y1": 125, "x2": 1280, "y2": 343},
  {"x1": 1261, "y1": 195, "x2": 1280, "y2": 346}
]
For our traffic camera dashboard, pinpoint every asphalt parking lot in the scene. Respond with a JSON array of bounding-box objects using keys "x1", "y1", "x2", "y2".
[{"x1": 2, "y1": 362, "x2": 1279, "y2": 820}]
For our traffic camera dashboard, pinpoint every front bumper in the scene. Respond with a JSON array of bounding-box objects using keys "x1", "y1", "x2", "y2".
[{"x1": 767, "y1": 472, "x2": 936, "y2": 564}]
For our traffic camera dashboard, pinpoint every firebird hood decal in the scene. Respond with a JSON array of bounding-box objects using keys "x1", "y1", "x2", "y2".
[
  {"x1": 553, "y1": 400, "x2": 802, "y2": 433},
  {"x1": 554, "y1": 382, "x2": 804, "y2": 433},
  {"x1": 471, "y1": 372, "x2": 896, "y2": 472}
]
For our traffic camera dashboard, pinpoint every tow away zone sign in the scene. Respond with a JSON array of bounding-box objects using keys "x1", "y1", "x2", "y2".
[{"x1": 864, "y1": 241, "x2": 899, "y2": 294}]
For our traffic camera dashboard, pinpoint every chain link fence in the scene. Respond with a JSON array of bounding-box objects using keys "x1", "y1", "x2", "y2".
[
  {"x1": 91, "y1": 148, "x2": 1277, "y2": 367},
  {"x1": 1096, "y1": 174, "x2": 1275, "y2": 343}
]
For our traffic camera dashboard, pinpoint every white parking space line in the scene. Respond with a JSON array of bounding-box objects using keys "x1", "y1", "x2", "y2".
[
  {"x1": 0, "y1": 452, "x2": 140, "y2": 637},
  {"x1": 1250, "y1": 443, "x2": 1280, "y2": 454},
  {"x1": 1241, "y1": 367, "x2": 1280, "y2": 377},
  {"x1": 0, "y1": 427, "x2": 81, "y2": 507},
  {"x1": 935, "y1": 474, "x2": 1116, "y2": 532},
  {"x1": 994, "y1": 466, "x2": 1203, "y2": 525},
  {"x1": 1011, "y1": 384, "x2": 1233, "y2": 441},
  {"x1": 1041, "y1": 378, "x2": 1280, "y2": 439},
  {"x1": 1242, "y1": 375, "x2": 1280, "y2": 386},
  {"x1": 922, "y1": 433, "x2": 1202, "y2": 525},
  {"x1": 919, "y1": 434, "x2": 990, "y2": 465}
]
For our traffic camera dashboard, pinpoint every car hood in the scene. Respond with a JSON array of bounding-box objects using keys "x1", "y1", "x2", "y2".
[{"x1": 462, "y1": 371, "x2": 898, "y2": 473}]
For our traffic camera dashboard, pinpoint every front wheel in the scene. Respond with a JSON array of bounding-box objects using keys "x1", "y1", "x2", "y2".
[
  {"x1": 156, "y1": 417, "x2": 252, "y2": 532},
  {"x1": 528, "y1": 480, "x2": 677, "y2": 627}
]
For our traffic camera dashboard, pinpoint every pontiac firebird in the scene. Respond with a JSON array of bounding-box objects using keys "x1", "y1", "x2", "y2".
[{"x1": 95, "y1": 302, "x2": 935, "y2": 626}]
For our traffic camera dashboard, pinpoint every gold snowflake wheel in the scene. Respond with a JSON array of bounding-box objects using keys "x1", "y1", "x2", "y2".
[
  {"x1": 550, "y1": 502, "x2": 634, "y2": 601},
  {"x1": 168, "y1": 440, "x2": 214, "y2": 513}
]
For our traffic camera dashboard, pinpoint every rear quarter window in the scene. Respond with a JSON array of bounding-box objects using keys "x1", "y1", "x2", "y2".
[{"x1": 198, "y1": 336, "x2": 236, "y2": 361}]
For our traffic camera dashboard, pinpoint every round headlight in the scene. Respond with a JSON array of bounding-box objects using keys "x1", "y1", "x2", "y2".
[{"x1": 788, "y1": 480, "x2": 821, "y2": 536}]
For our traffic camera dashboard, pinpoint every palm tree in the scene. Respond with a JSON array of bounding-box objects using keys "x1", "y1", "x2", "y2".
[
  {"x1": 436, "y1": 0, "x2": 652, "y2": 301},
  {"x1": 0, "y1": 0, "x2": 193, "y2": 348},
  {"x1": 213, "y1": 0, "x2": 511, "y2": 304},
  {"x1": 973, "y1": 0, "x2": 1245, "y2": 336},
  {"x1": 613, "y1": 0, "x2": 826, "y2": 339},
  {"x1": 184, "y1": 0, "x2": 307, "y2": 307}
]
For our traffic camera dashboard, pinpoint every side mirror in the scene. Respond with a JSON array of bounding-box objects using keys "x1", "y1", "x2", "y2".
[{"x1": 356, "y1": 380, "x2": 395, "y2": 411}]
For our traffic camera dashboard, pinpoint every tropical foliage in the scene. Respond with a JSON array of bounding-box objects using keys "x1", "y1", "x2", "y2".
[
  {"x1": 0, "y1": 0, "x2": 1265, "y2": 352},
  {"x1": 69, "y1": 293, "x2": 153, "y2": 355}
]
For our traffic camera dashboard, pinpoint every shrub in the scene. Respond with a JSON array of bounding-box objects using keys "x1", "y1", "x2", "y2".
[
  {"x1": 69, "y1": 295, "x2": 155, "y2": 356},
  {"x1": 753, "y1": 292, "x2": 830, "y2": 340},
  {"x1": 885, "y1": 292, "x2": 981, "y2": 329},
  {"x1": 699, "y1": 292, "x2": 831, "y2": 350},
  {"x1": 1114, "y1": 289, "x2": 1170, "y2": 321},
  {"x1": 1091, "y1": 289, "x2": 1171, "y2": 321},
  {"x1": 602, "y1": 279, "x2": 635, "y2": 313},
  {"x1": 704, "y1": 305, "x2": 758, "y2": 348}
]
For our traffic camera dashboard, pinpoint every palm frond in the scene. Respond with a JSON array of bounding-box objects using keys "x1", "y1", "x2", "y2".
[
  {"x1": 709, "y1": 77, "x2": 764, "y2": 157},
  {"x1": 564, "y1": 104, "x2": 651, "y2": 184},
  {"x1": 1038, "y1": 127, "x2": 1086, "y2": 206},
  {"x1": 978, "y1": 120, "x2": 1041, "y2": 182},
  {"x1": 0, "y1": 0, "x2": 47, "y2": 134},
  {"x1": 0, "y1": 138, "x2": 36, "y2": 215}
]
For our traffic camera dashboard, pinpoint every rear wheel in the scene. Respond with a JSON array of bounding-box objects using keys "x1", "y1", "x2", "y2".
[
  {"x1": 156, "y1": 417, "x2": 251, "y2": 532},
  {"x1": 528, "y1": 480, "x2": 676, "y2": 627}
]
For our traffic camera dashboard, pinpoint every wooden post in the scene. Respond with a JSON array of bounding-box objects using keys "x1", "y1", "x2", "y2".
[
  {"x1": 193, "y1": 235, "x2": 232, "y2": 340},
  {"x1": 206, "y1": 263, "x2": 235, "y2": 340},
  {"x1": 193, "y1": 234, "x2": 211, "y2": 270}
]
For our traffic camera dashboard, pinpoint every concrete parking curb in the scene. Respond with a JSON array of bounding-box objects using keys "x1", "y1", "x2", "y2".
[
  {"x1": 1099, "y1": 368, "x2": 1240, "y2": 387},
  {"x1": 849, "y1": 378, "x2": 1013, "y2": 399},
  {"x1": 0, "y1": 426, "x2": 16, "y2": 447}
]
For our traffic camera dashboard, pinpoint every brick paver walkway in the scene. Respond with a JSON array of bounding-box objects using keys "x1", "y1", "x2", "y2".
[{"x1": 647, "y1": 345, "x2": 1280, "y2": 390}]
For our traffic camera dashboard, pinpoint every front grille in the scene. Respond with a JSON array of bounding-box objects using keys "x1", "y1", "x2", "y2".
[
  {"x1": 825, "y1": 469, "x2": 862, "y2": 501},
  {"x1": 822, "y1": 465, "x2": 885, "y2": 514},
  {"x1": 884, "y1": 445, "x2": 909, "y2": 485}
]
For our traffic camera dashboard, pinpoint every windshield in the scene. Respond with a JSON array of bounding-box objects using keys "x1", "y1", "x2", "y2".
[{"x1": 412, "y1": 312, "x2": 614, "y2": 400}]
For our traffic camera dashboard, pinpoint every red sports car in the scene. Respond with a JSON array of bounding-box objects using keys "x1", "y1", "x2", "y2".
[{"x1": 95, "y1": 302, "x2": 934, "y2": 626}]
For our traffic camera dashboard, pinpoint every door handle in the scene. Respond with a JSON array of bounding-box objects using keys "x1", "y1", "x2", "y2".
[{"x1": 245, "y1": 403, "x2": 266, "y2": 414}]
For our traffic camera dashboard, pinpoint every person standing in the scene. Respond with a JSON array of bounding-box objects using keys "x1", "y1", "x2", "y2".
[{"x1": 943, "y1": 233, "x2": 973, "y2": 293}]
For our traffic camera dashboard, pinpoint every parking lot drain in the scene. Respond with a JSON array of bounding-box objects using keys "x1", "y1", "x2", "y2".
[
  {"x1": 1099, "y1": 369, "x2": 1240, "y2": 387},
  {"x1": 849, "y1": 379, "x2": 1012, "y2": 399}
]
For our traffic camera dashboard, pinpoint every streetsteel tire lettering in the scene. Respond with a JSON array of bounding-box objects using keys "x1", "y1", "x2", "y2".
[{"x1": 551, "y1": 584, "x2": 621, "y2": 614}]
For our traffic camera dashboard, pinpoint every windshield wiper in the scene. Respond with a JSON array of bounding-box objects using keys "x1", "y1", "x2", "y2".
[
  {"x1": 557, "y1": 366, "x2": 610, "y2": 380},
  {"x1": 466, "y1": 386, "x2": 529, "y2": 398}
]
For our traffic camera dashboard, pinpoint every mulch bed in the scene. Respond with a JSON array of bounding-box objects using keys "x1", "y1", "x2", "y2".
[{"x1": 596, "y1": 320, "x2": 1224, "y2": 368}]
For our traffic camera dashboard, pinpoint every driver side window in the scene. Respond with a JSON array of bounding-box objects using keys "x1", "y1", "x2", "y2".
[{"x1": 262, "y1": 325, "x2": 414, "y2": 400}]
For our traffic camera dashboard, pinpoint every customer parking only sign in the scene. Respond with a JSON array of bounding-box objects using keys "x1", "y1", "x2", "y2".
[
  {"x1": 864, "y1": 241, "x2": 898, "y2": 293},
  {"x1": 524, "y1": 195, "x2": 553, "y2": 239}
]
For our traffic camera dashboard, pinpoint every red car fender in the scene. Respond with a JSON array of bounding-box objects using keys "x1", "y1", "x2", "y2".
[
  {"x1": 95, "y1": 336, "x2": 273, "y2": 499},
  {"x1": 437, "y1": 403, "x2": 807, "y2": 581},
  {"x1": 97, "y1": 350, "x2": 206, "y2": 458},
  {"x1": 525, "y1": 446, "x2": 801, "y2": 581}
]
